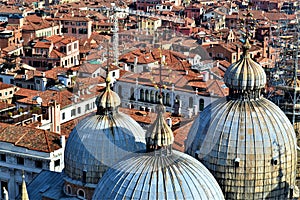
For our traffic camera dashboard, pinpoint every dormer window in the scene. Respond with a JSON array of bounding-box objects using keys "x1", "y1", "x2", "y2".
[{"x1": 77, "y1": 189, "x2": 85, "y2": 199}]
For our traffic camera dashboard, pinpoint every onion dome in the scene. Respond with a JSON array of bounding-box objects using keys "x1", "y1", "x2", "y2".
[
  {"x1": 95, "y1": 76, "x2": 121, "y2": 113},
  {"x1": 64, "y1": 76, "x2": 146, "y2": 192},
  {"x1": 146, "y1": 98, "x2": 174, "y2": 151},
  {"x1": 93, "y1": 96, "x2": 224, "y2": 200},
  {"x1": 224, "y1": 39, "x2": 266, "y2": 98},
  {"x1": 185, "y1": 38, "x2": 298, "y2": 199}
]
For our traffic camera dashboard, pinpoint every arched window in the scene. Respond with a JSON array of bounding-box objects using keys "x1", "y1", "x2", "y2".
[
  {"x1": 199, "y1": 99, "x2": 205, "y2": 111},
  {"x1": 150, "y1": 91, "x2": 154, "y2": 102},
  {"x1": 145, "y1": 90, "x2": 150, "y2": 102},
  {"x1": 130, "y1": 87, "x2": 135, "y2": 100},
  {"x1": 189, "y1": 97, "x2": 193, "y2": 108},
  {"x1": 155, "y1": 91, "x2": 159, "y2": 103},
  {"x1": 140, "y1": 89, "x2": 144, "y2": 101},
  {"x1": 77, "y1": 189, "x2": 85, "y2": 199},
  {"x1": 65, "y1": 185, "x2": 72, "y2": 195},
  {"x1": 166, "y1": 93, "x2": 170, "y2": 106},
  {"x1": 162, "y1": 92, "x2": 165, "y2": 105}
]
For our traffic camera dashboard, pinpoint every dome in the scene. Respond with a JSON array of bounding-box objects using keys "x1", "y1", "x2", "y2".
[
  {"x1": 64, "y1": 78, "x2": 146, "y2": 186},
  {"x1": 185, "y1": 37, "x2": 298, "y2": 199},
  {"x1": 224, "y1": 39, "x2": 266, "y2": 91},
  {"x1": 146, "y1": 100, "x2": 174, "y2": 149},
  {"x1": 92, "y1": 150, "x2": 224, "y2": 200},
  {"x1": 95, "y1": 76, "x2": 121, "y2": 112},
  {"x1": 93, "y1": 96, "x2": 224, "y2": 200}
]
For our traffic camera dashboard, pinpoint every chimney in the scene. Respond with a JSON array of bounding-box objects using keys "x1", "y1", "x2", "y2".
[
  {"x1": 203, "y1": 71, "x2": 209, "y2": 82},
  {"x1": 50, "y1": 100, "x2": 61, "y2": 134},
  {"x1": 262, "y1": 37, "x2": 268, "y2": 58}
]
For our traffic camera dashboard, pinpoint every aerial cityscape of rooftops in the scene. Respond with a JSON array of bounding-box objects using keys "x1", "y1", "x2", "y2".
[{"x1": 0, "y1": 0, "x2": 299, "y2": 199}]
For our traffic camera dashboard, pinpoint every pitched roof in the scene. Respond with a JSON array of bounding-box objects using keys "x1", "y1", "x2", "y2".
[{"x1": 0, "y1": 123, "x2": 61, "y2": 153}]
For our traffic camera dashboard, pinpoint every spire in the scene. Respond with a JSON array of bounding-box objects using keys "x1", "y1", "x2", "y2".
[
  {"x1": 21, "y1": 172, "x2": 29, "y2": 200},
  {"x1": 146, "y1": 96, "x2": 174, "y2": 155},
  {"x1": 95, "y1": 50, "x2": 121, "y2": 115}
]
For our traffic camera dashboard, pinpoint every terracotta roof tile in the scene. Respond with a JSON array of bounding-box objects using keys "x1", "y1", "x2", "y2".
[{"x1": 0, "y1": 122, "x2": 61, "y2": 153}]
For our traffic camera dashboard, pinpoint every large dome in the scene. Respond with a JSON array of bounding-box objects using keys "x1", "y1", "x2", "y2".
[
  {"x1": 64, "y1": 78, "x2": 146, "y2": 187},
  {"x1": 185, "y1": 38, "x2": 298, "y2": 199},
  {"x1": 92, "y1": 150, "x2": 225, "y2": 200}
]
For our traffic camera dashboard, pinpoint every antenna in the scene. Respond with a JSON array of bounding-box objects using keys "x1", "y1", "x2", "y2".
[{"x1": 111, "y1": 3, "x2": 119, "y2": 67}]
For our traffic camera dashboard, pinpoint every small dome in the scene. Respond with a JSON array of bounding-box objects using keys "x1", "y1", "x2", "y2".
[
  {"x1": 185, "y1": 97, "x2": 297, "y2": 199},
  {"x1": 64, "y1": 112, "x2": 146, "y2": 185},
  {"x1": 146, "y1": 101, "x2": 174, "y2": 149},
  {"x1": 92, "y1": 150, "x2": 225, "y2": 200},
  {"x1": 224, "y1": 39, "x2": 266, "y2": 91},
  {"x1": 95, "y1": 77, "x2": 121, "y2": 110}
]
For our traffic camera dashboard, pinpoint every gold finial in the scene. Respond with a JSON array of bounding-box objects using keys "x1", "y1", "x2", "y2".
[{"x1": 21, "y1": 171, "x2": 29, "y2": 200}]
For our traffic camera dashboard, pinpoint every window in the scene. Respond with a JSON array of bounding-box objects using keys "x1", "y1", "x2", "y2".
[
  {"x1": 68, "y1": 45, "x2": 71, "y2": 52},
  {"x1": 199, "y1": 99, "x2": 204, "y2": 111},
  {"x1": 145, "y1": 90, "x2": 149, "y2": 102},
  {"x1": 35, "y1": 160, "x2": 43, "y2": 168},
  {"x1": 77, "y1": 189, "x2": 85, "y2": 198},
  {"x1": 17, "y1": 157, "x2": 24, "y2": 165},
  {"x1": 150, "y1": 91, "x2": 154, "y2": 102},
  {"x1": 166, "y1": 93, "x2": 170, "y2": 106},
  {"x1": 189, "y1": 97, "x2": 193, "y2": 108},
  {"x1": 62, "y1": 28, "x2": 68, "y2": 33},
  {"x1": 130, "y1": 88, "x2": 135, "y2": 100},
  {"x1": 140, "y1": 89, "x2": 144, "y2": 101},
  {"x1": 74, "y1": 43, "x2": 77, "y2": 49},
  {"x1": 9, "y1": 91, "x2": 12, "y2": 94},
  {"x1": 66, "y1": 185, "x2": 72, "y2": 195},
  {"x1": 62, "y1": 113, "x2": 65, "y2": 120},
  {"x1": 0, "y1": 154, "x2": 6, "y2": 162},
  {"x1": 78, "y1": 28, "x2": 87, "y2": 34},
  {"x1": 85, "y1": 104, "x2": 90, "y2": 111},
  {"x1": 71, "y1": 109, "x2": 76, "y2": 117},
  {"x1": 36, "y1": 80, "x2": 41, "y2": 84},
  {"x1": 77, "y1": 107, "x2": 81, "y2": 114},
  {"x1": 72, "y1": 28, "x2": 77, "y2": 34},
  {"x1": 54, "y1": 159, "x2": 60, "y2": 167}
]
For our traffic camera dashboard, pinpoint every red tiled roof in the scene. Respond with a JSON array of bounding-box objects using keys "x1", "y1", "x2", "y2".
[
  {"x1": 0, "y1": 82, "x2": 15, "y2": 90},
  {"x1": 0, "y1": 122, "x2": 61, "y2": 153}
]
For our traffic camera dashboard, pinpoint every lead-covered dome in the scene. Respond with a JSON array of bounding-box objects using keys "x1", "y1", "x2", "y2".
[
  {"x1": 92, "y1": 151, "x2": 225, "y2": 200},
  {"x1": 93, "y1": 97, "x2": 224, "y2": 200},
  {"x1": 185, "y1": 38, "x2": 298, "y2": 199},
  {"x1": 64, "y1": 78, "x2": 146, "y2": 188}
]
